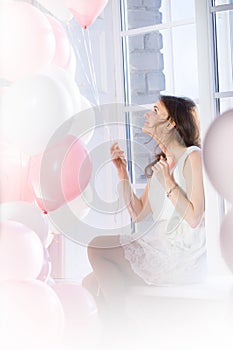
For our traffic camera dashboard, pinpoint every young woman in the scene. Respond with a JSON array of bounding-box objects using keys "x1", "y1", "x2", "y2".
[{"x1": 82, "y1": 95, "x2": 207, "y2": 317}]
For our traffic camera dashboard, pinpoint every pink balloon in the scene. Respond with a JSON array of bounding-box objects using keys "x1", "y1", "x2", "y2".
[
  {"x1": 64, "y1": 0, "x2": 109, "y2": 29},
  {"x1": 0, "y1": 1, "x2": 56, "y2": 81},
  {"x1": 0, "y1": 221, "x2": 44, "y2": 281},
  {"x1": 220, "y1": 210, "x2": 233, "y2": 274},
  {"x1": 31, "y1": 134, "x2": 92, "y2": 212},
  {"x1": 46, "y1": 14, "x2": 71, "y2": 68},
  {"x1": 203, "y1": 109, "x2": 233, "y2": 203},
  {"x1": 0, "y1": 141, "x2": 34, "y2": 203},
  {"x1": 0, "y1": 280, "x2": 64, "y2": 349},
  {"x1": 52, "y1": 282, "x2": 101, "y2": 347}
]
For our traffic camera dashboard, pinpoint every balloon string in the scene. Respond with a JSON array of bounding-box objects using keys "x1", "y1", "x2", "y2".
[
  {"x1": 86, "y1": 28, "x2": 100, "y2": 106},
  {"x1": 66, "y1": 22, "x2": 100, "y2": 106},
  {"x1": 82, "y1": 27, "x2": 100, "y2": 106},
  {"x1": 66, "y1": 22, "x2": 94, "y2": 97}
]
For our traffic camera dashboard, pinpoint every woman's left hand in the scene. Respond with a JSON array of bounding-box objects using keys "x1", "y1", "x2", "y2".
[{"x1": 151, "y1": 156, "x2": 172, "y2": 185}]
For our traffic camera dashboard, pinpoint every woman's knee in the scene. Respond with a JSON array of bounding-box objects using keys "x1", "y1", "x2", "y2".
[
  {"x1": 87, "y1": 235, "x2": 119, "y2": 260},
  {"x1": 88, "y1": 235, "x2": 121, "y2": 249},
  {"x1": 82, "y1": 272, "x2": 97, "y2": 292}
]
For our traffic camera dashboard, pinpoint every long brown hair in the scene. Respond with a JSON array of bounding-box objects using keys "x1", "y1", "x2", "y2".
[{"x1": 145, "y1": 95, "x2": 201, "y2": 177}]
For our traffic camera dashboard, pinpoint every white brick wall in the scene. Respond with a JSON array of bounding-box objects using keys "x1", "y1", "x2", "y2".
[
  {"x1": 125, "y1": 0, "x2": 165, "y2": 182},
  {"x1": 126, "y1": 1, "x2": 165, "y2": 105}
]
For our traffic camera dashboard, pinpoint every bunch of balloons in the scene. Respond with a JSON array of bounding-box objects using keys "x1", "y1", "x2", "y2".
[
  {"x1": 0, "y1": 0, "x2": 109, "y2": 82},
  {"x1": 0, "y1": 0, "x2": 106, "y2": 348},
  {"x1": 0, "y1": 0, "x2": 99, "y2": 209}
]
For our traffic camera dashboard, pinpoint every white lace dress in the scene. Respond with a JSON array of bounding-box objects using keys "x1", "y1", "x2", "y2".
[{"x1": 120, "y1": 146, "x2": 207, "y2": 286}]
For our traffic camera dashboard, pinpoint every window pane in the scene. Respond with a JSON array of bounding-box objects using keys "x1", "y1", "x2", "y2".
[
  {"x1": 213, "y1": 0, "x2": 233, "y2": 5},
  {"x1": 123, "y1": 0, "x2": 164, "y2": 30},
  {"x1": 161, "y1": 25, "x2": 199, "y2": 97},
  {"x1": 215, "y1": 10, "x2": 233, "y2": 92},
  {"x1": 127, "y1": 32, "x2": 165, "y2": 105},
  {"x1": 123, "y1": 0, "x2": 197, "y2": 30},
  {"x1": 219, "y1": 97, "x2": 233, "y2": 113},
  {"x1": 172, "y1": 24, "x2": 199, "y2": 98},
  {"x1": 171, "y1": 0, "x2": 195, "y2": 21}
]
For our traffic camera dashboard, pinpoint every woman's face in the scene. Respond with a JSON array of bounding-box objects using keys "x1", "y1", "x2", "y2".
[{"x1": 142, "y1": 100, "x2": 169, "y2": 138}]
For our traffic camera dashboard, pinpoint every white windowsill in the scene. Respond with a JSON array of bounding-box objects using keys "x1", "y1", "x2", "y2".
[{"x1": 127, "y1": 274, "x2": 233, "y2": 301}]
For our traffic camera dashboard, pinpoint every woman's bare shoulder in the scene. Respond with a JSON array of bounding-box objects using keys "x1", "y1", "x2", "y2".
[{"x1": 183, "y1": 149, "x2": 202, "y2": 176}]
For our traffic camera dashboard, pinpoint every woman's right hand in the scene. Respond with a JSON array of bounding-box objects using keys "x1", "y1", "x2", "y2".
[{"x1": 110, "y1": 142, "x2": 128, "y2": 178}]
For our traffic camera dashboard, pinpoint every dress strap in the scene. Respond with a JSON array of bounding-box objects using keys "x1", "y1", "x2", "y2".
[
  {"x1": 177, "y1": 146, "x2": 201, "y2": 177},
  {"x1": 184, "y1": 145, "x2": 201, "y2": 157}
]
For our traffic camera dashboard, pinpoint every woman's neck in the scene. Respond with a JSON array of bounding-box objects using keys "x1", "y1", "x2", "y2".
[{"x1": 159, "y1": 141, "x2": 187, "y2": 165}]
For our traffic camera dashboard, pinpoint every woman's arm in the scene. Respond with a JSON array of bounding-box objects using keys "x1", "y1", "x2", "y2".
[
  {"x1": 110, "y1": 141, "x2": 152, "y2": 222},
  {"x1": 153, "y1": 151, "x2": 205, "y2": 228},
  {"x1": 118, "y1": 176, "x2": 152, "y2": 222}
]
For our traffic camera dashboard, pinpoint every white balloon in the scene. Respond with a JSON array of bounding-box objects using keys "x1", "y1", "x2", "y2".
[
  {"x1": 47, "y1": 184, "x2": 93, "y2": 236},
  {"x1": 44, "y1": 65, "x2": 81, "y2": 111},
  {"x1": 70, "y1": 95, "x2": 95, "y2": 144},
  {"x1": 1, "y1": 75, "x2": 74, "y2": 155},
  {"x1": 203, "y1": 109, "x2": 233, "y2": 203},
  {"x1": 36, "y1": 0, "x2": 73, "y2": 23},
  {"x1": 0, "y1": 201, "x2": 49, "y2": 243}
]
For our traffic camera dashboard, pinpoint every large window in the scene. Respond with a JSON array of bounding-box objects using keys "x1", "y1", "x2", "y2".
[
  {"x1": 118, "y1": 0, "x2": 233, "y2": 274},
  {"x1": 210, "y1": 0, "x2": 233, "y2": 217}
]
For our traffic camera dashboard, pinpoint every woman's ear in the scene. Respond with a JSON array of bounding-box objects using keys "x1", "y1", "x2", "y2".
[
  {"x1": 167, "y1": 120, "x2": 176, "y2": 128},
  {"x1": 171, "y1": 120, "x2": 176, "y2": 128}
]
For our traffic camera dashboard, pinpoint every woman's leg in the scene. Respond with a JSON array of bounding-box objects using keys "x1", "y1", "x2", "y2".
[
  {"x1": 82, "y1": 272, "x2": 106, "y2": 314},
  {"x1": 85, "y1": 235, "x2": 145, "y2": 317}
]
